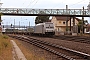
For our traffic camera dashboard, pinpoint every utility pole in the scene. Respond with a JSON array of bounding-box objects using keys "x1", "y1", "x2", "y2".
[
  {"x1": 29, "y1": 21, "x2": 30, "y2": 32},
  {"x1": 19, "y1": 21, "x2": 20, "y2": 29},
  {"x1": 66, "y1": 5, "x2": 68, "y2": 31},
  {"x1": 14, "y1": 19, "x2": 15, "y2": 32},
  {"x1": 7, "y1": 22, "x2": 8, "y2": 29},
  {"x1": 82, "y1": 6, "x2": 84, "y2": 34},
  {"x1": 29, "y1": 21, "x2": 30, "y2": 28}
]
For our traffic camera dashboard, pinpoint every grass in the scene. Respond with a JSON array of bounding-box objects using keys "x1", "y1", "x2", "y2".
[{"x1": 0, "y1": 34, "x2": 12, "y2": 60}]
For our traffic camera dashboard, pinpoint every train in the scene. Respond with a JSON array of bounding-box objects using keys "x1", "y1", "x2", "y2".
[
  {"x1": 2, "y1": 22, "x2": 55, "y2": 36},
  {"x1": 32, "y1": 22, "x2": 55, "y2": 36}
]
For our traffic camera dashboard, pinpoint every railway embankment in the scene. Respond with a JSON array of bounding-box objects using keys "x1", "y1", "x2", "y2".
[
  {"x1": 0, "y1": 34, "x2": 12, "y2": 60},
  {"x1": 11, "y1": 40, "x2": 27, "y2": 60},
  {"x1": 11, "y1": 35, "x2": 45, "y2": 60},
  {"x1": 0, "y1": 34, "x2": 33, "y2": 60}
]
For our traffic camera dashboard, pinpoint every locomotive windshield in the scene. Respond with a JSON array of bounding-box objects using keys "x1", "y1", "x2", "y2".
[{"x1": 45, "y1": 23, "x2": 54, "y2": 28}]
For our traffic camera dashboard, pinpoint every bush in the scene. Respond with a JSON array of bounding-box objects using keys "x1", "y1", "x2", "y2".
[
  {"x1": 3, "y1": 35, "x2": 8, "y2": 39},
  {"x1": 2, "y1": 42, "x2": 8, "y2": 48}
]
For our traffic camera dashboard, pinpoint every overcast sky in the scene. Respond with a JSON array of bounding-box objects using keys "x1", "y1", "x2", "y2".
[{"x1": 1, "y1": 0, "x2": 90, "y2": 26}]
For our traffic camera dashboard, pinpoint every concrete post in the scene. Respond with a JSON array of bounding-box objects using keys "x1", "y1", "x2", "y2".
[
  {"x1": 73, "y1": 17, "x2": 75, "y2": 26},
  {"x1": 70, "y1": 17, "x2": 71, "y2": 31},
  {"x1": 66, "y1": 5, "x2": 68, "y2": 31},
  {"x1": 72, "y1": 16, "x2": 78, "y2": 36},
  {"x1": 82, "y1": 6, "x2": 84, "y2": 34},
  {"x1": 0, "y1": 15, "x2": 2, "y2": 32},
  {"x1": 73, "y1": 16, "x2": 75, "y2": 33},
  {"x1": 66, "y1": 17, "x2": 68, "y2": 31}
]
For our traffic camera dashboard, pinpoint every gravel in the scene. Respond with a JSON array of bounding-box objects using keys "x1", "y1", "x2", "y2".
[
  {"x1": 16, "y1": 38, "x2": 63, "y2": 60},
  {"x1": 30, "y1": 36, "x2": 90, "y2": 55}
]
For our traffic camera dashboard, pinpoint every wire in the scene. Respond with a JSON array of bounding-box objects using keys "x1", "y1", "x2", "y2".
[
  {"x1": 31, "y1": 0, "x2": 39, "y2": 8},
  {"x1": 52, "y1": 0, "x2": 87, "y2": 8},
  {"x1": 69, "y1": 0, "x2": 87, "y2": 7},
  {"x1": 26, "y1": 0, "x2": 36, "y2": 8},
  {"x1": 21, "y1": 0, "x2": 28, "y2": 7},
  {"x1": 52, "y1": 0, "x2": 66, "y2": 8}
]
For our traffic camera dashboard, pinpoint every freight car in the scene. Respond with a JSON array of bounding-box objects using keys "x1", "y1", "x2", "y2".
[{"x1": 33, "y1": 22, "x2": 55, "y2": 36}]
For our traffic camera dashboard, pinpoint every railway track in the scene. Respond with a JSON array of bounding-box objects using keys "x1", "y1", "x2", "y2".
[
  {"x1": 51, "y1": 35, "x2": 90, "y2": 44},
  {"x1": 8, "y1": 34, "x2": 90, "y2": 60},
  {"x1": 5, "y1": 32, "x2": 90, "y2": 44}
]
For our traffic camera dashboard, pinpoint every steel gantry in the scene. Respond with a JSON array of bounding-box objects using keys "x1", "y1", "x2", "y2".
[
  {"x1": 0, "y1": 8, "x2": 90, "y2": 16},
  {"x1": 0, "y1": 8, "x2": 90, "y2": 34}
]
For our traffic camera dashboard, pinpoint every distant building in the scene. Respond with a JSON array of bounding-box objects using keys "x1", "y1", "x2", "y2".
[
  {"x1": 84, "y1": 24, "x2": 90, "y2": 33},
  {"x1": 51, "y1": 16, "x2": 81, "y2": 32}
]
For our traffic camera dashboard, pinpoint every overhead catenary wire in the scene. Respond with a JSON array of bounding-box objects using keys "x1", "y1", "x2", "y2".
[
  {"x1": 52, "y1": 0, "x2": 66, "y2": 8},
  {"x1": 69, "y1": 0, "x2": 87, "y2": 7},
  {"x1": 26, "y1": 0, "x2": 37, "y2": 8},
  {"x1": 21, "y1": 0, "x2": 29, "y2": 7},
  {"x1": 21, "y1": 0, "x2": 26, "y2": 7},
  {"x1": 31, "y1": 0, "x2": 39, "y2": 8},
  {"x1": 53, "y1": 0, "x2": 87, "y2": 8}
]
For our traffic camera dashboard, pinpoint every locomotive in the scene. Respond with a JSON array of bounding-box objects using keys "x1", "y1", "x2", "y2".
[{"x1": 33, "y1": 22, "x2": 55, "y2": 36}]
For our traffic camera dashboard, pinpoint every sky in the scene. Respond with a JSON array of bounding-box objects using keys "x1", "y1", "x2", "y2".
[{"x1": 1, "y1": 0, "x2": 90, "y2": 26}]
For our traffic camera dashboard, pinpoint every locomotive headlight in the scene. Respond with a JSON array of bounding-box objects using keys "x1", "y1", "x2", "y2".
[
  {"x1": 46, "y1": 30, "x2": 47, "y2": 32},
  {"x1": 46, "y1": 29, "x2": 55, "y2": 32}
]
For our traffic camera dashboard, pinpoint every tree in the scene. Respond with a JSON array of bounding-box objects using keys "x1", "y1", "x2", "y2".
[
  {"x1": 0, "y1": 13, "x2": 3, "y2": 25},
  {"x1": 77, "y1": 20, "x2": 88, "y2": 33},
  {"x1": 11, "y1": 24, "x2": 12, "y2": 28},
  {"x1": 35, "y1": 11, "x2": 50, "y2": 24}
]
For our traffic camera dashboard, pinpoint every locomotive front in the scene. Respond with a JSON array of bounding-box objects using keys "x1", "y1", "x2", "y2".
[{"x1": 44, "y1": 22, "x2": 55, "y2": 35}]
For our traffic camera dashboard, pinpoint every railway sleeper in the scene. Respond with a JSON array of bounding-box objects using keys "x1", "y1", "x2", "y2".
[
  {"x1": 48, "y1": 49, "x2": 52, "y2": 52},
  {"x1": 42, "y1": 46, "x2": 46, "y2": 49},
  {"x1": 63, "y1": 55, "x2": 68, "y2": 58},
  {"x1": 29, "y1": 42, "x2": 33, "y2": 44},
  {"x1": 30, "y1": 42, "x2": 35, "y2": 45},
  {"x1": 56, "y1": 52, "x2": 61, "y2": 55},
  {"x1": 39, "y1": 45, "x2": 44, "y2": 48},
  {"x1": 65, "y1": 56, "x2": 73, "y2": 60},
  {"x1": 44, "y1": 42, "x2": 50, "y2": 45},
  {"x1": 37, "y1": 40, "x2": 42, "y2": 43},
  {"x1": 40, "y1": 41, "x2": 44, "y2": 43},
  {"x1": 53, "y1": 51, "x2": 57, "y2": 54},
  {"x1": 46, "y1": 48, "x2": 51, "y2": 51},
  {"x1": 48, "y1": 43, "x2": 53, "y2": 46},
  {"x1": 51, "y1": 50, "x2": 55, "y2": 53},
  {"x1": 43, "y1": 46, "x2": 47, "y2": 49},
  {"x1": 58, "y1": 53, "x2": 75, "y2": 60},
  {"x1": 33, "y1": 43, "x2": 39, "y2": 46},
  {"x1": 55, "y1": 45, "x2": 60, "y2": 48},
  {"x1": 51, "y1": 44, "x2": 57, "y2": 47}
]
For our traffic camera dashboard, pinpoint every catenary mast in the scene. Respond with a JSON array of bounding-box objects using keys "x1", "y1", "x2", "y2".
[{"x1": 0, "y1": 0, "x2": 3, "y2": 33}]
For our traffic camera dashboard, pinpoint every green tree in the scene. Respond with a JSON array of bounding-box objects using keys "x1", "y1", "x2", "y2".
[
  {"x1": 11, "y1": 24, "x2": 12, "y2": 28},
  {"x1": 35, "y1": 11, "x2": 50, "y2": 24},
  {"x1": 77, "y1": 20, "x2": 88, "y2": 33}
]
